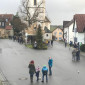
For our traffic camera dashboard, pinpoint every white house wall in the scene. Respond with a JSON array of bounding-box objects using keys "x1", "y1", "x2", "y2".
[
  {"x1": 78, "y1": 33, "x2": 84, "y2": 44},
  {"x1": 74, "y1": 20, "x2": 85, "y2": 44},
  {"x1": 43, "y1": 33, "x2": 52, "y2": 40},
  {"x1": 69, "y1": 23, "x2": 74, "y2": 43}
]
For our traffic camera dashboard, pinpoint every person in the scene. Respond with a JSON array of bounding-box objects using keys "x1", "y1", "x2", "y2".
[
  {"x1": 35, "y1": 66, "x2": 40, "y2": 81},
  {"x1": 41, "y1": 65, "x2": 48, "y2": 82},
  {"x1": 48, "y1": 57, "x2": 53, "y2": 75},
  {"x1": 69, "y1": 41, "x2": 72, "y2": 47},
  {"x1": 34, "y1": 41, "x2": 37, "y2": 49},
  {"x1": 51, "y1": 40, "x2": 53, "y2": 46},
  {"x1": 65, "y1": 39, "x2": 67, "y2": 47},
  {"x1": 74, "y1": 42, "x2": 77, "y2": 48},
  {"x1": 76, "y1": 48, "x2": 80, "y2": 61},
  {"x1": 72, "y1": 48, "x2": 77, "y2": 61},
  {"x1": 28, "y1": 60, "x2": 36, "y2": 82}
]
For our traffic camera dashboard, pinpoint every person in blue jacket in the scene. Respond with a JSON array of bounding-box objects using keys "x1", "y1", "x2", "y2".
[
  {"x1": 41, "y1": 65, "x2": 48, "y2": 82},
  {"x1": 48, "y1": 57, "x2": 53, "y2": 75}
]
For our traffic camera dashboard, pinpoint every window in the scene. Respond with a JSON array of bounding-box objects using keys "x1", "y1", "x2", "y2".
[
  {"x1": 59, "y1": 37, "x2": 62, "y2": 40},
  {"x1": 34, "y1": 0, "x2": 37, "y2": 5},
  {"x1": 46, "y1": 34, "x2": 48, "y2": 37},
  {"x1": 59, "y1": 32, "x2": 62, "y2": 35},
  {"x1": 2, "y1": 22, "x2": 4, "y2": 26},
  {"x1": 6, "y1": 19, "x2": 8, "y2": 22}
]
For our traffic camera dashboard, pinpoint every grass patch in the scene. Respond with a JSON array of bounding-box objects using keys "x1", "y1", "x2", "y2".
[{"x1": 25, "y1": 44, "x2": 33, "y2": 48}]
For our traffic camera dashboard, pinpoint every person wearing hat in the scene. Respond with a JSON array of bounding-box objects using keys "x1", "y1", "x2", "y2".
[
  {"x1": 28, "y1": 60, "x2": 35, "y2": 82},
  {"x1": 35, "y1": 66, "x2": 40, "y2": 81},
  {"x1": 48, "y1": 57, "x2": 53, "y2": 75},
  {"x1": 41, "y1": 65, "x2": 48, "y2": 82}
]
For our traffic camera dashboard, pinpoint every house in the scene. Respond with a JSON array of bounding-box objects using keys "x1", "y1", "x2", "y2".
[
  {"x1": 25, "y1": 0, "x2": 52, "y2": 42},
  {"x1": 63, "y1": 20, "x2": 74, "y2": 43},
  {"x1": 0, "y1": 14, "x2": 14, "y2": 38},
  {"x1": 63, "y1": 14, "x2": 85, "y2": 44},
  {"x1": 43, "y1": 26, "x2": 52, "y2": 41},
  {"x1": 50, "y1": 25, "x2": 63, "y2": 41},
  {"x1": 73, "y1": 14, "x2": 85, "y2": 44}
]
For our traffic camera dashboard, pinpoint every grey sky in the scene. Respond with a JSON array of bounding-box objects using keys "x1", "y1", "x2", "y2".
[{"x1": 0, "y1": 0, "x2": 85, "y2": 25}]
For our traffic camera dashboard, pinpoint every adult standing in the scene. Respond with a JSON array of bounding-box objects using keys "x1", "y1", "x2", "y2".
[
  {"x1": 48, "y1": 57, "x2": 53, "y2": 75},
  {"x1": 76, "y1": 48, "x2": 80, "y2": 61},
  {"x1": 28, "y1": 60, "x2": 35, "y2": 82},
  {"x1": 65, "y1": 39, "x2": 67, "y2": 48},
  {"x1": 51, "y1": 40, "x2": 53, "y2": 46},
  {"x1": 72, "y1": 48, "x2": 77, "y2": 61},
  {"x1": 41, "y1": 65, "x2": 48, "y2": 82}
]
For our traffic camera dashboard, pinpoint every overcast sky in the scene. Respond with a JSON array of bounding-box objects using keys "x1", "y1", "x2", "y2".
[{"x1": 0, "y1": 0, "x2": 85, "y2": 25}]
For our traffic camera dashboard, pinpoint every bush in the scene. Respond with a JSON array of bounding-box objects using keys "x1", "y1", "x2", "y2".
[
  {"x1": 42, "y1": 43, "x2": 47, "y2": 50},
  {"x1": 80, "y1": 44, "x2": 85, "y2": 52}
]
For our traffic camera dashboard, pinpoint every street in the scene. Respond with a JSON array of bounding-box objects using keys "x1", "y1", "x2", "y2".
[{"x1": 0, "y1": 39, "x2": 85, "y2": 85}]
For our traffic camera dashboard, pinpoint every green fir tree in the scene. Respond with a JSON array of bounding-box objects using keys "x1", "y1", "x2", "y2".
[{"x1": 36, "y1": 25, "x2": 43, "y2": 49}]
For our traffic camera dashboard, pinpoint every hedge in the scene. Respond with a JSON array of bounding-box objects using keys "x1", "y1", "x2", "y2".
[{"x1": 80, "y1": 44, "x2": 85, "y2": 52}]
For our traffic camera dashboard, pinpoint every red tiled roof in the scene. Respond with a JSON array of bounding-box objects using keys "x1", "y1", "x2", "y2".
[
  {"x1": 5, "y1": 26, "x2": 12, "y2": 30},
  {"x1": 74, "y1": 14, "x2": 85, "y2": 32},
  {"x1": 0, "y1": 14, "x2": 13, "y2": 21}
]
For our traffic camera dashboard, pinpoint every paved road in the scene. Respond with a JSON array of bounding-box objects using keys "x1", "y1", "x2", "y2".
[{"x1": 0, "y1": 39, "x2": 85, "y2": 85}]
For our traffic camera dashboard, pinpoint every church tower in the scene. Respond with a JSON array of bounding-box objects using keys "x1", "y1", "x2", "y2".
[{"x1": 29, "y1": 0, "x2": 46, "y2": 29}]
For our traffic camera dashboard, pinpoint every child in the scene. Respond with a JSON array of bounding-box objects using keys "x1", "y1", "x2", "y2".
[{"x1": 36, "y1": 66, "x2": 40, "y2": 81}]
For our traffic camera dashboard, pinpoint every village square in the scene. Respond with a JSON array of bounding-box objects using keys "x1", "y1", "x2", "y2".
[{"x1": 0, "y1": 0, "x2": 85, "y2": 85}]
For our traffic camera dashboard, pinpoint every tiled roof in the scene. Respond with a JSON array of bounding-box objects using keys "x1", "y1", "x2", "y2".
[
  {"x1": 63, "y1": 20, "x2": 73, "y2": 28},
  {"x1": 5, "y1": 26, "x2": 12, "y2": 30},
  {"x1": 63, "y1": 21, "x2": 70, "y2": 28},
  {"x1": 0, "y1": 14, "x2": 13, "y2": 30},
  {"x1": 44, "y1": 26, "x2": 51, "y2": 33},
  {"x1": 0, "y1": 14, "x2": 13, "y2": 21},
  {"x1": 74, "y1": 14, "x2": 85, "y2": 32}
]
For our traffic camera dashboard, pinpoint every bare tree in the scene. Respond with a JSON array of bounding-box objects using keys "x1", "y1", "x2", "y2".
[{"x1": 19, "y1": 0, "x2": 44, "y2": 27}]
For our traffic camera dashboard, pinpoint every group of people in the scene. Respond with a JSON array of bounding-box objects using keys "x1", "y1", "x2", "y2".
[
  {"x1": 9, "y1": 35, "x2": 24, "y2": 44},
  {"x1": 72, "y1": 48, "x2": 80, "y2": 61},
  {"x1": 28, "y1": 57, "x2": 53, "y2": 83},
  {"x1": 64, "y1": 39, "x2": 81, "y2": 61},
  {"x1": 13, "y1": 36, "x2": 24, "y2": 44},
  {"x1": 72, "y1": 43, "x2": 81, "y2": 61}
]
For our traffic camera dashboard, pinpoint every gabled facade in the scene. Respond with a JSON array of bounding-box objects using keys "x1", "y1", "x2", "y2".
[
  {"x1": 52, "y1": 27, "x2": 63, "y2": 41},
  {"x1": 63, "y1": 20, "x2": 74, "y2": 43},
  {"x1": 73, "y1": 14, "x2": 85, "y2": 44},
  {"x1": 0, "y1": 14, "x2": 14, "y2": 38},
  {"x1": 63, "y1": 14, "x2": 85, "y2": 44}
]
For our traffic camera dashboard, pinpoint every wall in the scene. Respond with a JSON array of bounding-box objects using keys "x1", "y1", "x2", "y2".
[
  {"x1": 69, "y1": 23, "x2": 74, "y2": 43},
  {"x1": 78, "y1": 33, "x2": 84, "y2": 44},
  {"x1": 43, "y1": 33, "x2": 52, "y2": 40},
  {"x1": 0, "y1": 28, "x2": 5, "y2": 38},
  {"x1": 29, "y1": 0, "x2": 45, "y2": 22}
]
